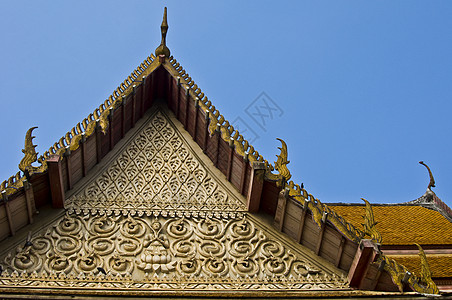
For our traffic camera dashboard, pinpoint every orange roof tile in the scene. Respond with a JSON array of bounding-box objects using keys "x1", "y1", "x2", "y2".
[
  {"x1": 329, "y1": 205, "x2": 452, "y2": 245},
  {"x1": 387, "y1": 254, "x2": 452, "y2": 278}
]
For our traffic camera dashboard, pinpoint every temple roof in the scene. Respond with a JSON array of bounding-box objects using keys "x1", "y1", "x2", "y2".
[
  {"x1": 0, "y1": 7, "x2": 450, "y2": 297},
  {"x1": 329, "y1": 202, "x2": 452, "y2": 246},
  {"x1": 387, "y1": 254, "x2": 452, "y2": 279}
]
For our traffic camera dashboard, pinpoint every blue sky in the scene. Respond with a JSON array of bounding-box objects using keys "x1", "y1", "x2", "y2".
[{"x1": 1, "y1": 1, "x2": 452, "y2": 208}]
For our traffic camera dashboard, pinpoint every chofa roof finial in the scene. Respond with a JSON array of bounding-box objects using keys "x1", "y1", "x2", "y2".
[
  {"x1": 419, "y1": 161, "x2": 435, "y2": 191},
  {"x1": 155, "y1": 7, "x2": 170, "y2": 58}
]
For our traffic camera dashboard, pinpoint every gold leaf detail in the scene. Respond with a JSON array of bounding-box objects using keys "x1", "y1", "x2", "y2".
[
  {"x1": 19, "y1": 127, "x2": 38, "y2": 172},
  {"x1": 361, "y1": 198, "x2": 382, "y2": 243}
]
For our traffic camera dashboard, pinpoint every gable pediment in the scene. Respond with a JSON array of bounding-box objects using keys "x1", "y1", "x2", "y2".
[
  {"x1": 0, "y1": 104, "x2": 349, "y2": 295},
  {"x1": 66, "y1": 105, "x2": 246, "y2": 217}
]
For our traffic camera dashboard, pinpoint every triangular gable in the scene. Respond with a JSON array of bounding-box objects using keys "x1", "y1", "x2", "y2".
[
  {"x1": 0, "y1": 7, "x2": 443, "y2": 297},
  {"x1": 65, "y1": 104, "x2": 246, "y2": 216},
  {"x1": 0, "y1": 102, "x2": 350, "y2": 296}
]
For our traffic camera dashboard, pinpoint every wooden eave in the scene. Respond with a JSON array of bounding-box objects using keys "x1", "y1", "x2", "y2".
[{"x1": 0, "y1": 52, "x2": 444, "y2": 295}]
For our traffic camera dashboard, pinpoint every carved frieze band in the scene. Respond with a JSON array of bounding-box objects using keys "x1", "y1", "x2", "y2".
[
  {"x1": 66, "y1": 110, "x2": 246, "y2": 214},
  {"x1": 0, "y1": 213, "x2": 348, "y2": 291}
]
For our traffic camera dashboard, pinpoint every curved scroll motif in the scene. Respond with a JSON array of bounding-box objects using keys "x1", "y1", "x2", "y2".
[{"x1": 1, "y1": 213, "x2": 348, "y2": 291}]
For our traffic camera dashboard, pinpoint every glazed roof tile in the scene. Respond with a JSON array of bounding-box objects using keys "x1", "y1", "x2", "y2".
[
  {"x1": 329, "y1": 204, "x2": 452, "y2": 245},
  {"x1": 387, "y1": 254, "x2": 452, "y2": 278}
]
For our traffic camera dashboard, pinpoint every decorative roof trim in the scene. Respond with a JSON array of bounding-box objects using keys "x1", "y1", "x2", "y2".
[
  {"x1": 1, "y1": 53, "x2": 160, "y2": 196},
  {"x1": 162, "y1": 57, "x2": 369, "y2": 244},
  {"x1": 378, "y1": 249, "x2": 440, "y2": 294}
]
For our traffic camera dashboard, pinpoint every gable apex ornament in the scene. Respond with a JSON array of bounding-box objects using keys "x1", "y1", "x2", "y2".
[{"x1": 155, "y1": 7, "x2": 170, "y2": 58}]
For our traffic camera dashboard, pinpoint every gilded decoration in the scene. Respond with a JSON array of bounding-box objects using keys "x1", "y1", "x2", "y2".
[
  {"x1": 378, "y1": 248, "x2": 440, "y2": 295},
  {"x1": 1, "y1": 48, "x2": 158, "y2": 196},
  {"x1": 66, "y1": 110, "x2": 246, "y2": 215},
  {"x1": 359, "y1": 201, "x2": 440, "y2": 295},
  {"x1": 413, "y1": 243, "x2": 439, "y2": 294},
  {"x1": 1, "y1": 127, "x2": 47, "y2": 196},
  {"x1": 0, "y1": 213, "x2": 348, "y2": 291},
  {"x1": 0, "y1": 9, "x2": 439, "y2": 295},
  {"x1": 265, "y1": 138, "x2": 292, "y2": 188},
  {"x1": 155, "y1": 7, "x2": 170, "y2": 58},
  {"x1": 361, "y1": 198, "x2": 382, "y2": 244},
  {"x1": 18, "y1": 127, "x2": 39, "y2": 173}
]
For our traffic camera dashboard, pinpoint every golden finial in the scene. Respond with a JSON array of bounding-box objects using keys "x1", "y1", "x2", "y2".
[
  {"x1": 419, "y1": 161, "x2": 435, "y2": 191},
  {"x1": 19, "y1": 127, "x2": 38, "y2": 172},
  {"x1": 155, "y1": 7, "x2": 170, "y2": 58}
]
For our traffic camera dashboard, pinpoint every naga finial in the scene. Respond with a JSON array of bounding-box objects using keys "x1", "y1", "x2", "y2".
[
  {"x1": 274, "y1": 138, "x2": 291, "y2": 186},
  {"x1": 19, "y1": 127, "x2": 39, "y2": 172},
  {"x1": 414, "y1": 243, "x2": 439, "y2": 294},
  {"x1": 155, "y1": 7, "x2": 170, "y2": 58},
  {"x1": 419, "y1": 161, "x2": 435, "y2": 191},
  {"x1": 361, "y1": 198, "x2": 382, "y2": 243}
]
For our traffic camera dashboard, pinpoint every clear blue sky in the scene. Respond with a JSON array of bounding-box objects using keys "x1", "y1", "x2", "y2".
[{"x1": 1, "y1": 1, "x2": 452, "y2": 207}]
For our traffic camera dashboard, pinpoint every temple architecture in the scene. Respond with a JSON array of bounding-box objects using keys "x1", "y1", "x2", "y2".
[{"x1": 0, "y1": 8, "x2": 451, "y2": 298}]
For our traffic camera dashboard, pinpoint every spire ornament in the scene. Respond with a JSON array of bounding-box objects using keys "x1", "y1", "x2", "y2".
[
  {"x1": 155, "y1": 7, "x2": 170, "y2": 58},
  {"x1": 419, "y1": 161, "x2": 435, "y2": 191}
]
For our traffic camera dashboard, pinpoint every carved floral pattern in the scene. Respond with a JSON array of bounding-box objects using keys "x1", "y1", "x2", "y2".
[
  {"x1": 66, "y1": 111, "x2": 245, "y2": 215},
  {"x1": 1, "y1": 213, "x2": 347, "y2": 290}
]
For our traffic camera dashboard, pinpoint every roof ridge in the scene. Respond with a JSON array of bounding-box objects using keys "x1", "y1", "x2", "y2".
[
  {"x1": 406, "y1": 191, "x2": 452, "y2": 222},
  {"x1": 0, "y1": 32, "x2": 369, "y2": 249},
  {"x1": 0, "y1": 43, "x2": 397, "y2": 257},
  {"x1": 164, "y1": 56, "x2": 368, "y2": 244}
]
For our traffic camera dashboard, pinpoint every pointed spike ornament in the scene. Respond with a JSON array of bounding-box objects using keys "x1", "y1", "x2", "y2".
[{"x1": 155, "y1": 7, "x2": 170, "y2": 58}]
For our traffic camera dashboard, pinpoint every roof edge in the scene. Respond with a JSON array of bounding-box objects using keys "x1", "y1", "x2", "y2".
[{"x1": 0, "y1": 53, "x2": 162, "y2": 197}]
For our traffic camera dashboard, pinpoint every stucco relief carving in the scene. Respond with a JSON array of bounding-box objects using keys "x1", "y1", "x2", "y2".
[
  {"x1": 66, "y1": 110, "x2": 246, "y2": 215},
  {"x1": 0, "y1": 213, "x2": 347, "y2": 290}
]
